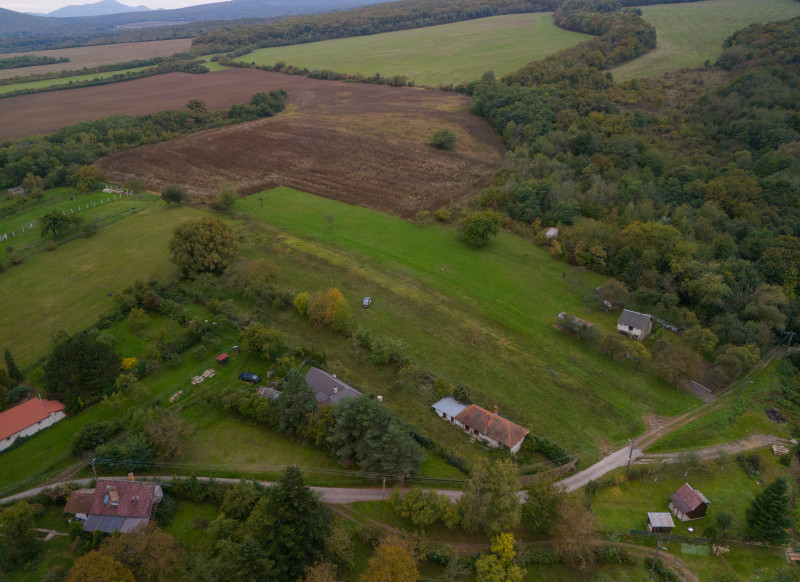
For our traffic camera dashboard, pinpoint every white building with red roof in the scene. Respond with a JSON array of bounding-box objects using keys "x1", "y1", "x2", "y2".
[
  {"x1": 433, "y1": 398, "x2": 529, "y2": 453},
  {"x1": 83, "y1": 479, "x2": 163, "y2": 533},
  {"x1": 0, "y1": 396, "x2": 66, "y2": 451}
]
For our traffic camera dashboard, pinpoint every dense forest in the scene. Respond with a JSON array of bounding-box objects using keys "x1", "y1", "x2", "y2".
[
  {"x1": 0, "y1": 89, "x2": 287, "y2": 190},
  {"x1": 471, "y1": 0, "x2": 800, "y2": 388}
]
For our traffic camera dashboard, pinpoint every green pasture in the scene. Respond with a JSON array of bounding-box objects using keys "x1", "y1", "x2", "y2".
[
  {"x1": 237, "y1": 188, "x2": 696, "y2": 460},
  {"x1": 647, "y1": 362, "x2": 791, "y2": 453},
  {"x1": 611, "y1": 0, "x2": 800, "y2": 81},
  {"x1": 0, "y1": 66, "x2": 150, "y2": 95},
  {"x1": 237, "y1": 13, "x2": 590, "y2": 87},
  {"x1": 591, "y1": 454, "x2": 790, "y2": 580},
  {"x1": 0, "y1": 203, "x2": 203, "y2": 368}
]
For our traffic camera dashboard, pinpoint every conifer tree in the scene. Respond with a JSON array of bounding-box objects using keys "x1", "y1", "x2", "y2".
[
  {"x1": 746, "y1": 477, "x2": 792, "y2": 544},
  {"x1": 4, "y1": 348, "x2": 21, "y2": 384}
]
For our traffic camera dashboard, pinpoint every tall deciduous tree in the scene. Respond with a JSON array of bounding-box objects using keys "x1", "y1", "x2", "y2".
[
  {"x1": 552, "y1": 498, "x2": 596, "y2": 569},
  {"x1": 746, "y1": 477, "x2": 792, "y2": 544},
  {"x1": 522, "y1": 478, "x2": 567, "y2": 536},
  {"x1": 475, "y1": 533, "x2": 525, "y2": 582},
  {"x1": 0, "y1": 500, "x2": 39, "y2": 569},
  {"x1": 461, "y1": 210, "x2": 501, "y2": 247},
  {"x1": 99, "y1": 524, "x2": 185, "y2": 582},
  {"x1": 240, "y1": 324, "x2": 287, "y2": 361},
  {"x1": 66, "y1": 551, "x2": 135, "y2": 582},
  {"x1": 246, "y1": 466, "x2": 330, "y2": 580},
  {"x1": 44, "y1": 331, "x2": 121, "y2": 412},
  {"x1": 276, "y1": 368, "x2": 317, "y2": 435},
  {"x1": 358, "y1": 536, "x2": 419, "y2": 582},
  {"x1": 37, "y1": 210, "x2": 70, "y2": 238},
  {"x1": 459, "y1": 458, "x2": 521, "y2": 535},
  {"x1": 70, "y1": 165, "x2": 106, "y2": 193},
  {"x1": 162, "y1": 185, "x2": 186, "y2": 206},
  {"x1": 169, "y1": 216, "x2": 236, "y2": 277},
  {"x1": 307, "y1": 288, "x2": 352, "y2": 332}
]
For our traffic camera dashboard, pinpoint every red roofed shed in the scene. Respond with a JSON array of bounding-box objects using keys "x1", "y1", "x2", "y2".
[
  {"x1": 216, "y1": 353, "x2": 229, "y2": 365},
  {"x1": 454, "y1": 404, "x2": 529, "y2": 453},
  {"x1": 669, "y1": 483, "x2": 709, "y2": 521}
]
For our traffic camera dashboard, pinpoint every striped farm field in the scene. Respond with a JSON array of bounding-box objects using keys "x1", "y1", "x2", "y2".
[
  {"x1": 238, "y1": 13, "x2": 591, "y2": 87},
  {"x1": 611, "y1": 0, "x2": 800, "y2": 81}
]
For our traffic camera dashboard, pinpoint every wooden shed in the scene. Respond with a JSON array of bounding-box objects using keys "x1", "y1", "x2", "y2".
[
  {"x1": 216, "y1": 353, "x2": 229, "y2": 366},
  {"x1": 669, "y1": 483, "x2": 709, "y2": 521},
  {"x1": 647, "y1": 512, "x2": 675, "y2": 534}
]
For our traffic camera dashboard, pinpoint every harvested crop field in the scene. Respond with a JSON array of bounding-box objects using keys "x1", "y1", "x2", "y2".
[
  {"x1": 0, "y1": 38, "x2": 193, "y2": 80},
  {"x1": 95, "y1": 71, "x2": 504, "y2": 216}
]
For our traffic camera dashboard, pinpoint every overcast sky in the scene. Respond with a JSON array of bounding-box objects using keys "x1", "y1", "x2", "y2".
[{"x1": 0, "y1": 0, "x2": 223, "y2": 14}]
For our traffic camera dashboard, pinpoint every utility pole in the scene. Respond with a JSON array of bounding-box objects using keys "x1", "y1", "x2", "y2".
[
  {"x1": 382, "y1": 477, "x2": 386, "y2": 501},
  {"x1": 648, "y1": 543, "x2": 667, "y2": 581},
  {"x1": 626, "y1": 439, "x2": 636, "y2": 473},
  {"x1": 787, "y1": 331, "x2": 796, "y2": 355},
  {"x1": 90, "y1": 458, "x2": 97, "y2": 481}
]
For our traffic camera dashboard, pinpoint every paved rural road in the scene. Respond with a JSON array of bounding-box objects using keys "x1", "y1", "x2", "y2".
[
  {"x1": 559, "y1": 444, "x2": 644, "y2": 492},
  {"x1": 0, "y1": 475, "x2": 465, "y2": 506}
]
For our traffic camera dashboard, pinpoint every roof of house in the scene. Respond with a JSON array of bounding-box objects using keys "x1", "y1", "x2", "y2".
[
  {"x1": 546, "y1": 227, "x2": 559, "y2": 236},
  {"x1": 0, "y1": 397, "x2": 65, "y2": 441},
  {"x1": 648, "y1": 512, "x2": 675, "y2": 529},
  {"x1": 304, "y1": 367, "x2": 362, "y2": 405},
  {"x1": 64, "y1": 488, "x2": 95, "y2": 515},
  {"x1": 87, "y1": 480, "x2": 162, "y2": 519},
  {"x1": 454, "y1": 405, "x2": 529, "y2": 448},
  {"x1": 257, "y1": 386, "x2": 281, "y2": 401},
  {"x1": 669, "y1": 483, "x2": 709, "y2": 514},
  {"x1": 432, "y1": 397, "x2": 468, "y2": 418},
  {"x1": 617, "y1": 309, "x2": 652, "y2": 329}
]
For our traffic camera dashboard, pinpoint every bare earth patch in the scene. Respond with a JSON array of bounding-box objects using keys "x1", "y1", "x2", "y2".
[{"x1": 89, "y1": 70, "x2": 505, "y2": 216}]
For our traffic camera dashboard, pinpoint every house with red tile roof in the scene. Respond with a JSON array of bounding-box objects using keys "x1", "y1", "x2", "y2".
[
  {"x1": 64, "y1": 488, "x2": 95, "y2": 521},
  {"x1": 669, "y1": 483, "x2": 709, "y2": 521},
  {"x1": 453, "y1": 404, "x2": 529, "y2": 454},
  {"x1": 83, "y1": 479, "x2": 163, "y2": 533},
  {"x1": 0, "y1": 396, "x2": 66, "y2": 452}
]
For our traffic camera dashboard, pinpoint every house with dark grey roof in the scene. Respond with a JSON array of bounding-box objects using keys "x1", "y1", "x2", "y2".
[
  {"x1": 83, "y1": 480, "x2": 163, "y2": 533},
  {"x1": 304, "y1": 367, "x2": 362, "y2": 405},
  {"x1": 669, "y1": 483, "x2": 709, "y2": 521},
  {"x1": 454, "y1": 404, "x2": 529, "y2": 454},
  {"x1": 617, "y1": 309, "x2": 653, "y2": 341},
  {"x1": 432, "y1": 397, "x2": 468, "y2": 424}
]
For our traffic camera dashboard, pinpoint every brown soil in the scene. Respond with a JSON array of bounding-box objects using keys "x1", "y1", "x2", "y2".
[
  {"x1": 85, "y1": 70, "x2": 505, "y2": 216},
  {"x1": 0, "y1": 39, "x2": 193, "y2": 81}
]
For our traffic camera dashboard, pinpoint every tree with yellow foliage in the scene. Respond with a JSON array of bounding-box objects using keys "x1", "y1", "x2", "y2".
[
  {"x1": 307, "y1": 288, "x2": 352, "y2": 332},
  {"x1": 475, "y1": 533, "x2": 525, "y2": 582},
  {"x1": 66, "y1": 551, "x2": 134, "y2": 582},
  {"x1": 358, "y1": 536, "x2": 419, "y2": 582}
]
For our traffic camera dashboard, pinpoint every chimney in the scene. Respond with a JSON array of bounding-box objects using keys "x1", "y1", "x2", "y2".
[
  {"x1": 333, "y1": 386, "x2": 338, "y2": 394},
  {"x1": 493, "y1": 405, "x2": 498, "y2": 415},
  {"x1": 128, "y1": 472, "x2": 135, "y2": 481}
]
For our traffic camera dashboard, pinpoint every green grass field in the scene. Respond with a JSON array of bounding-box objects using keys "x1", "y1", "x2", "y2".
[
  {"x1": 0, "y1": 66, "x2": 150, "y2": 95},
  {"x1": 238, "y1": 13, "x2": 590, "y2": 87},
  {"x1": 611, "y1": 0, "x2": 800, "y2": 81},
  {"x1": 236, "y1": 188, "x2": 696, "y2": 460}
]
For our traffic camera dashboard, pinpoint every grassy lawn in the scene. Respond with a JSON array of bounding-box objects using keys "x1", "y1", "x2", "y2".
[
  {"x1": 0, "y1": 202, "x2": 204, "y2": 368},
  {"x1": 237, "y1": 188, "x2": 696, "y2": 461},
  {"x1": 0, "y1": 66, "x2": 151, "y2": 95},
  {"x1": 611, "y1": 0, "x2": 800, "y2": 81},
  {"x1": 647, "y1": 362, "x2": 792, "y2": 453},
  {"x1": 591, "y1": 453, "x2": 791, "y2": 580},
  {"x1": 163, "y1": 500, "x2": 218, "y2": 549},
  {"x1": 237, "y1": 13, "x2": 590, "y2": 87}
]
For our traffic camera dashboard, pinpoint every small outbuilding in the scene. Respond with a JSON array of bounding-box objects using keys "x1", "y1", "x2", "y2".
[
  {"x1": 669, "y1": 483, "x2": 709, "y2": 521},
  {"x1": 647, "y1": 512, "x2": 675, "y2": 534},
  {"x1": 617, "y1": 309, "x2": 653, "y2": 341},
  {"x1": 432, "y1": 397, "x2": 468, "y2": 424},
  {"x1": 257, "y1": 386, "x2": 281, "y2": 401},
  {"x1": 64, "y1": 488, "x2": 95, "y2": 522},
  {"x1": 216, "y1": 353, "x2": 229, "y2": 366},
  {"x1": 546, "y1": 227, "x2": 559, "y2": 240}
]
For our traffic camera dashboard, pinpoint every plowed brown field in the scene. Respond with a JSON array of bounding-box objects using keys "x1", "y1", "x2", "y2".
[
  {"x1": 93, "y1": 71, "x2": 504, "y2": 216},
  {"x1": 1, "y1": 68, "x2": 503, "y2": 216}
]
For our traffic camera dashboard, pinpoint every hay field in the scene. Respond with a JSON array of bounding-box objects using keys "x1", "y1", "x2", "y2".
[
  {"x1": 239, "y1": 13, "x2": 590, "y2": 87},
  {"x1": 611, "y1": 0, "x2": 800, "y2": 81}
]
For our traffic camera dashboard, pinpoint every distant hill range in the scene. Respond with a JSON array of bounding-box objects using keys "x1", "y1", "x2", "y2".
[
  {"x1": 44, "y1": 0, "x2": 154, "y2": 18},
  {"x1": 0, "y1": 0, "x2": 387, "y2": 39}
]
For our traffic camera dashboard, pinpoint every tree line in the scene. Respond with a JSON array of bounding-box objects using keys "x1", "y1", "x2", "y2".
[
  {"x1": 0, "y1": 54, "x2": 69, "y2": 70},
  {"x1": 0, "y1": 90, "x2": 287, "y2": 191}
]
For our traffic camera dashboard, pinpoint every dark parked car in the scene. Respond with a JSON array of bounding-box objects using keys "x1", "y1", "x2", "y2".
[
  {"x1": 362, "y1": 297, "x2": 372, "y2": 308},
  {"x1": 239, "y1": 372, "x2": 261, "y2": 383}
]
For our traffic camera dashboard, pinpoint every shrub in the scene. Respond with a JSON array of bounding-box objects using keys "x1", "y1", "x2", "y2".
[
  {"x1": 434, "y1": 207, "x2": 453, "y2": 222},
  {"x1": 432, "y1": 129, "x2": 456, "y2": 151},
  {"x1": 461, "y1": 210, "x2": 501, "y2": 247}
]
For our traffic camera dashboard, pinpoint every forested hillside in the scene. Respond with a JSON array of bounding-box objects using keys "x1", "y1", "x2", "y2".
[{"x1": 471, "y1": 0, "x2": 800, "y2": 386}]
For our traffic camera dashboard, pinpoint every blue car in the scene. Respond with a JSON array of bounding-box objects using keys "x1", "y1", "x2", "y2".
[{"x1": 239, "y1": 372, "x2": 261, "y2": 383}]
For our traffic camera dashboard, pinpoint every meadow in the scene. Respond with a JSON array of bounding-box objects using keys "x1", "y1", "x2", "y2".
[
  {"x1": 237, "y1": 13, "x2": 590, "y2": 87},
  {"x1": 611, "y1": 0, "x2": 800, "y2": 81}
]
